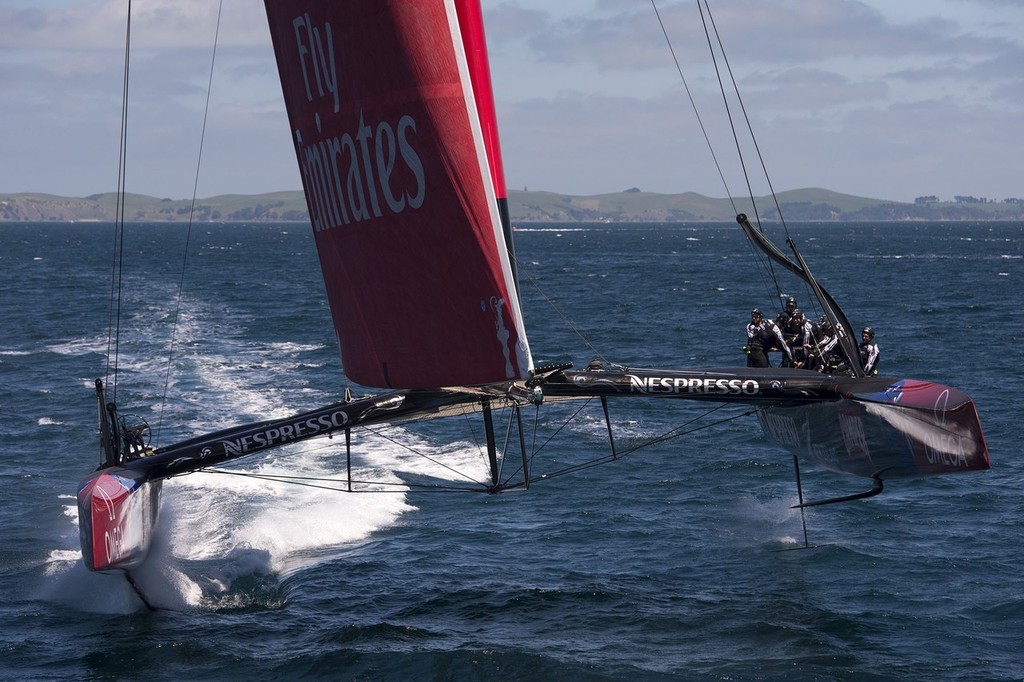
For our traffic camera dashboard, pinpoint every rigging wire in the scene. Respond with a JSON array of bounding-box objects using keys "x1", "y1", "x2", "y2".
[
  {"x1": 652, "y1": 0, "x2": 826, "y2": 317},
  {"x1": 652, "y1": 0, "x2": 802, "y2": 317},
  {"x1": 696, "y1": 1, "x2": 759, "y2": 227},
  {"x1": 509, "y1": 1, "x2": 792, "y2": 372},
  {"x1": 652, "y1": 0, "x2": 783, "y2": 310},
  {"x1": 689, "y1": 3, "x2": 861, "y2": 369},
  {"x1": 699, "y1": 1, "x2": 827, "y2": 321},
  {"x1": 514, "y1": 258, "x2": 613, "y2": 367},
  {"x1": 152, "y1": 0, "x2": 225, "y2": 448},
  {"x1": 106, "y1": 0, "x2": 133, "y2": 403},
  {"x1": 502, "y1": 397, "x2": 598, "y2": 488},
  {"x1": 701, "y1": 1, "x2": 792, "y2": 242},
  {"x1": 452, "y1": 2, "x2": 815, "y2": 380},
  {"x1": 696, "y1": 0, "x2": 786, "y2": 310},
  {"x1": 698, "y1": 1, "x2": 824, "y2": 319},
  {"x1": 360, "y1": 421, "x2": 490, "y2": 487},
  {"x1": 196, "y1": 398, "x2": 762, "y2": 495},
  {"x1": 650, "y1": 0, "x2": 736, "y2": 212}
]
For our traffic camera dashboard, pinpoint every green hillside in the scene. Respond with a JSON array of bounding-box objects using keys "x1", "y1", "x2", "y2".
[
  {"x1": 0, "y1": 188, "x2": 1020, "y2": 223},
  {"x1": 506, "y1": 188, "x2": 1022, "y2": 222}
]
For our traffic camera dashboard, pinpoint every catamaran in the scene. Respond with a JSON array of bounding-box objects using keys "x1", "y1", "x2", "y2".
[{"x1": 79, "y1": 0, "x2": 989, "y2": 579}]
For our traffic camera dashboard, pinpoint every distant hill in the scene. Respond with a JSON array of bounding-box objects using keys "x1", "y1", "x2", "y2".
[
  {"x1": 0, "y1": 192, "x2": 310, "y2": 223},
  {"x1": 508, "y1": 188, "x2": 1023, "y2": 222},
  {"x1": 0, "y1": 188, "x2": 1020, "y2": 223}
]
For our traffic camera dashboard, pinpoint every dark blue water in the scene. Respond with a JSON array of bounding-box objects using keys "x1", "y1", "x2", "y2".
[{"x1": 1, "y1": 220, "x2": 1021, "y2": 680}]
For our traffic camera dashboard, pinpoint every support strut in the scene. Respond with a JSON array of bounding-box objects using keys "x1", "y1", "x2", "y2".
[
  {"x1": 792, "y1": 454, "x2": 810, "y2": 547},
  {"x1": 345, "y1": 427, "x2": 353, "y2": 492},
  {"x1": 600, "y1": 396, "x2": 618, "y2": 459},
  {"x1": 515, "y1": 406, "x2": 529, "y2": 489},
  {"x1": 793, "y1": 476, "x2": 884, "y2": 508},
  {"x1": 482, "y1": 400, "x2": 499, "y2": 491}
]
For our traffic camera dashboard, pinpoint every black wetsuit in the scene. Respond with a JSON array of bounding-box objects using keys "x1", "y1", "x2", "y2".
[
  {"x1": 807, "y1": 324, "x2": 840, "y2": 372},
  {"x1": 860, "y1": 340, "x2": 880, "y2": 375},
  {"x1": 785, "y1": 317, "x2": 815, "y2": 367},
  {"x1": 746, "y1": 319, "x2": 791, "y2": 368}
]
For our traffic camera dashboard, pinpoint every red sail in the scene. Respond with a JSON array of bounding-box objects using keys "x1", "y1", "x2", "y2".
[
  {"x1": 264, "y1": 0, "x2": 532, "y2": 389},
  {"x1": 453, "y1": 0, "x2": 507, "y2": 200}
]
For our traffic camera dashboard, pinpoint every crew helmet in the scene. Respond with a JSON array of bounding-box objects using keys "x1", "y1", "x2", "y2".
[{"x1": 862, "y1": 327, "x2": 875, "y2": 340}]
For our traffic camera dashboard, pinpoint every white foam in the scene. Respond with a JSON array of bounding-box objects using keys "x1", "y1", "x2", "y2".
[
  {"x1": 43, "y1": 290, "x2": 473, "y2": 610},
  {"x1": 161, "y1": 444, "x2": 418, "y2": 574},
  {"x1": 39, "y1": 559, "x2": 147, "y2": 614},
  {"x1": 723, "y1": 491, "x2": 807, "y2": 548},
  {"x1": 46, "y1": 334, "x2": 109, "y2": 357},
  {"x1": 47, "y1": 433, "x2": 428, "y2": 611}
]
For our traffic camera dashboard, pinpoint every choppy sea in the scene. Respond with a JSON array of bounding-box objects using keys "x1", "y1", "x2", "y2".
[{"x1": 1, "y1": 219, "x2": 1021, "y2": 680}]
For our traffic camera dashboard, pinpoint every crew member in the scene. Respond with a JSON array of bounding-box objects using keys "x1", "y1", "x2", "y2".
[
  {"x1": 786, "y1": 309, "x2": 814, "y2": 367},
  {"x1": 860, "y1": 327, "x2": 881, "y2": 375},
  {"x1": 806, "y1": 316, "x2": 840, "y2": 372},
  {"x1": 746, "y1": 308, "x2": 792, "y2": 368},
  {"x1": 777, "y1": 296, "x2": 797, "y2": 328}
]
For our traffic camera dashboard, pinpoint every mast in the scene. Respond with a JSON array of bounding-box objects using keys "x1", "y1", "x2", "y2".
[{"x1": 453, "y1": 0, "x2": 519, "y2": 289}]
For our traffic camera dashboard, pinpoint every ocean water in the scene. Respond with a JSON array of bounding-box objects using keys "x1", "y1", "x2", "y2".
[{"x1": 1, "y1": 220, "x2": 1021, "y2": 680}]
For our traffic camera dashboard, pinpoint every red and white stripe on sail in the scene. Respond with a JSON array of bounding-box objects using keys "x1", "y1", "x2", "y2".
[
  {"x1": 264, "y1": 0, "x2": 532, "y2": 389},
  {"x1": 453, "y1": 0, "x2": 507, "y2": 201}
]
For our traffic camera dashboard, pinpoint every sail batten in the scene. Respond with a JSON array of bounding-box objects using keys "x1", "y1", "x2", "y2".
[{"x1": 265, "y1": 0, "x2": 532, "y2": 389}]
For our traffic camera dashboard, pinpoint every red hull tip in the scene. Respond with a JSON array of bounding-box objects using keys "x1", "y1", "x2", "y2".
[{"x1": 77, "y1": 469, "x2": 160, "y2": 572}]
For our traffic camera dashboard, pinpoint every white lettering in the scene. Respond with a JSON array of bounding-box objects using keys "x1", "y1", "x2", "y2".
[
  {"x1": 104, "y1": 526, "x2": 124, "y2": 563},
  {"x1": 923, "y1": 432, "x2": 968, "y2": 468},
  {"x1": 397, "y1": 116, "x2": 425, "y2": 208},
  {"x1": 292, "y1": 14, "x2": 339, "y2": 113},
  {"x1": 289, "y1": 16, "x2": 425, "y2": 232},
  {"x1": 356, "y1": 113, "x2": 383, "y2": 219},
  {"x1": 909, "y1": 389, "x2": 970, "y2": 469},
  {"x1": 626, "y1": 375, "x2": 760, "y2": 396},
  {"x1": 216, "y1": 409, "x2": 352, "y2": 456}
]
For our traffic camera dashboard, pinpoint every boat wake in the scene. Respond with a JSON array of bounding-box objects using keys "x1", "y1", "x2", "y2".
[{"x1": 52, "y1": 424, "x2": 490, "y2": 611}]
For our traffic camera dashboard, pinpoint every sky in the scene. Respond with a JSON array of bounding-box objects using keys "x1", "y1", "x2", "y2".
[{"x1": 1, "y1": 0, "x2": 1022, "y2": 203}]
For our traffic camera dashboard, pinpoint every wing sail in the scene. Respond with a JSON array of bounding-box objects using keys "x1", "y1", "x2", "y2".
[{"x1": 264, "y1": 0, "x2": 532, "y2": 389}]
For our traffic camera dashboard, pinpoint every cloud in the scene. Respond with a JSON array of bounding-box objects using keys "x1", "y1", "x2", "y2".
[
  {"x1": 486, "y1": 0, "x2": 1023, "y2": 200},
  {"x1": 1, "y1": 0, "x2": 1020, "y2": 202},
  {"x1": 0, "y1": 0, "x2": 268, "y2": 50}
]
